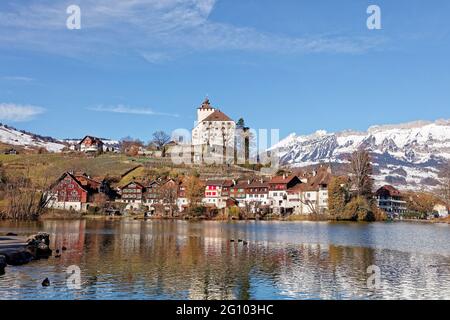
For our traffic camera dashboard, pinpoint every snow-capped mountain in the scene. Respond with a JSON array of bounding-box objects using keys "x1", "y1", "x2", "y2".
[
  {"x1": 271, "y1": 119, "x2": 450, "y2": 190},
  {"x1": 0, "y1": 124, "x2": 66, "y2": 152}
]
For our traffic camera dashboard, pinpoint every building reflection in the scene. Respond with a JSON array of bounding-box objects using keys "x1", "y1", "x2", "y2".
[{"x1": 1, "y1": 220, "x2": 449, "y2": 299}]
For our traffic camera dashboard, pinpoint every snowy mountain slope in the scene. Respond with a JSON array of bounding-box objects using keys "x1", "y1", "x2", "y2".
[
  {"x1": 0, "y1": 124, "x2": 66, "y2": 152},
  {"x1": 271, "y1": 119, "x2": 450, "y2": 190}
]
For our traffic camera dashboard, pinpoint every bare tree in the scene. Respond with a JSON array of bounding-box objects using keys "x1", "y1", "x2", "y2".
[
  {"x1": 349, "y1": 149, "x2": 373, "y2": 198},
  {"x1": 151, "y1": 131, "x2": 171, "y2": 157},
  {"x1": 299, "y1": 194, "x2": 320, "y2": 215},
  {"x1": 158, "y1": 180, "x2": 178, "y2": 217},
  {"x1": 1, "y1": 172, "x2": 50, "y2": 220},
  {"x1": 120, "y1": 137, "x2": 144, "y2": 156},
  {"x1": 184, "y1": 176, "x2": 205, "y2": 211}
]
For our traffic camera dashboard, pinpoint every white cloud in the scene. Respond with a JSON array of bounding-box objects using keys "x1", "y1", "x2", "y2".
[
  {"x1": 2, "y1": 76, "x2": 34, "y2": 82},
  {"x1": 0, "y1": 0, "x2": 385, "y2": 61},
  {"x1": 0, "y1": 103, "x2": 45, "y2": 121},
  {"x1": 88, "y1": 105, "x2": 179, "y2": 117}
]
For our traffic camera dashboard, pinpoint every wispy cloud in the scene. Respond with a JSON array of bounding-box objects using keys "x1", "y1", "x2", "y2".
[
  {"x1": 0, "y1": 0, "x2": 385, "y2": 62},
  {"x1": 2, "y1": 76, "x2": 34, "y2": 82},
  {"x1": 88, "y1": 105, "x2": 179, "y2": 117},
  {"x1": 0, "y1": 103, "x2": 45, "y2": 121}
]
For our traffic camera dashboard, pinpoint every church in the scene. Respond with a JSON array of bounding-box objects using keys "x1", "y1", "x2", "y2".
[{"x1": 191, "y1": 98, "x2": 236, "y2": 150}]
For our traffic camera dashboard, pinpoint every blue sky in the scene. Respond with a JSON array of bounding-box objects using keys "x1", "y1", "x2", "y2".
[{"x1": 0, "y1": 0, "x2": 449, "y2": 142}]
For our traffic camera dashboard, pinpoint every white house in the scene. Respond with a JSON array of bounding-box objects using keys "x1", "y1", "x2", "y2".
[
  {"x1": 433, "y1": 204, "x2": 449, "y2": 218},
  {"x1": 268, "y1": 174, "x2": 302, "y2": 214},
  {"x1": 191, "y1": 99, "x2": 236, "y2": 162}
]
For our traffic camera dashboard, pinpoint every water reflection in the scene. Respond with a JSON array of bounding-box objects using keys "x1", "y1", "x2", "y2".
[{"x1": 0, "y1": 220, "x2": 449, "y2": 300}]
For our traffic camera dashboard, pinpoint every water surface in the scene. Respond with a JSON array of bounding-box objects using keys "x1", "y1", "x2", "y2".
[{"x1": 0, "y1": 219, "x2": 449, "y2": 300}]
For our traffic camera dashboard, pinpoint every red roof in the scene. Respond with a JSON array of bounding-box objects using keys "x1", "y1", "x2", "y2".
[
  {"x1": 203, "y1": 110, "x2": 233, "y2": 122},
  {"x1": 376, "y1": 185, "x2": 402, "y2": 197},
  {"x1": 269, "y1": 174, "x2": 298, "y2": 184}
]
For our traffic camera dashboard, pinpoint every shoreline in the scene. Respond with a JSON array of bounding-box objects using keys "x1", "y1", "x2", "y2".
[{"x1": 20, "y1": 212, "x2": 448, "y2": 224}]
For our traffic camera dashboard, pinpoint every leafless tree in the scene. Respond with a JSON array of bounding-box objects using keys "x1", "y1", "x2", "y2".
[
  {"x1": 120, "y1": 137, "x2": 144, "y2": 156},
  {"x1": 299, "y1": 194, "x2": 319, "y2": 215},
  {"x1": 151, "y1": 131, "x2": 171, "y2": 157},
  {"x1": 1, "y1": 172, "x2": 50, "y2": 220},
  {"x1": 349, "y1": 149, "x2": 373, "y2": 198},
  {"x1": 158, "y1": 180, "x2": 178, "y2": 217}
]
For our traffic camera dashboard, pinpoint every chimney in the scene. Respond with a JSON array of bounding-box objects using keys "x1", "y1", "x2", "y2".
[
  {"x1": 248, "y1": 179, "x2": 251, "y2": 185},
  {"x1": 282, "y1": 173, "x2": 286, "y2": 180}
]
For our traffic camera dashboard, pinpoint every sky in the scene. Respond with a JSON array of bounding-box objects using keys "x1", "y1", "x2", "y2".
[{"x1": 0, "y1": 0, "x2": 450, "y2": 142}]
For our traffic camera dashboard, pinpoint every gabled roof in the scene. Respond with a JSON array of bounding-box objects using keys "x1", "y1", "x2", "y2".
[
  {"x1": 204, "y1": 179, "x2": 233, "y2": 187},
  {"x1": 202, "y1": 110, "x2": 233, "y2": 122},
  {"x1": 376, "y1": 185, "x2": 402, "y2": 197},
  {"x1": 50, "y1": 172, "x2": 88, "y2": 192},
  {"x1": 269, "y1": 174, "x2": 299, "y2": 184},
  {"x1": 79, "y1": 135, "x2": 103, "y2": 145},
  {"x1": 245, "y1": 179, "x2": 269, "y2": 188},
  {"x1": 121, "y1": 181, "x2": 145, "y2": 189}
]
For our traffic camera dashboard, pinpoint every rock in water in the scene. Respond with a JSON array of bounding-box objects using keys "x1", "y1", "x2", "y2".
[
  {"x1": 0, "y1": 255, "x2": 6, "y2": 274},
  {"x1": 27, "y1": 233, "x2": 52, "y2": 259},
  {"x1": 4, "y1": 251, "x2": 33, "y2": 266},
  {"x1": 6, "y1": 232, "x2": 18, "y2": 236},
  {"x1": 42, "y1": 278, "x2": 50, "y2": 287}
]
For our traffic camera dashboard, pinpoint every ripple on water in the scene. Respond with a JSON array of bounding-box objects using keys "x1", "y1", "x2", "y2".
[{"x1": 0, "y1": 220, "x2": 449, "y2": 300}]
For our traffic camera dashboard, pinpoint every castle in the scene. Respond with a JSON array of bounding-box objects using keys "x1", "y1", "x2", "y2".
[{"x1": 191, "y1": 98, "x2": 236, "y2": 150}]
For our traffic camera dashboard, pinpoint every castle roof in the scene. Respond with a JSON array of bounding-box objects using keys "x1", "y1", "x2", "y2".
[{"x1": 202, "y1": 110, "x2": 233, "y2": 122}]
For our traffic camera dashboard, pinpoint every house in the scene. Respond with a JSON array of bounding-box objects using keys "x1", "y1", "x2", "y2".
[
  {"x1": 244, "y1": 179, "x2": 270, "y2": 203},
  {"x1": 287, "y1": 166, "x2": 332, "y2": 215},
  {"x1": 78, "y1": 136, "x2": 104, "y2": 154},
  {"x1": 229, "y1": 180, "x2": 248, "y2": 205},
  {"x1": 191, "y1": 98, "x2": 236, "y2": 162},
  {"x1": 203, "y1": 179, "x2": 233, "y2": 209},
  {"x1": 268, "y1": 174, "x2": 301, "y2": 214},
  {"x1": 375, "y1": 185, "x2": 407, "y2": 218},
  {"x1": 46, "y1": 172, "x2": 108, "y2": 212},
  {"x1": 433, "y1": 203, "x2": 449, "y2": 218},
  {"x1": 143, "y1": 180, "x2": 161, "y2": 206},
  {"x1": 119, "y1": 181, "x2": 145, "y2": 210}
]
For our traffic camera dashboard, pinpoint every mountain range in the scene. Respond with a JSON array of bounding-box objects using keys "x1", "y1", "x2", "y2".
[
  {"x1": 271, "y1": 119, "x2": 450, "y2": 190},
  {"x1": 1, "y1": 120, "x2": 449, "y2": 190}
]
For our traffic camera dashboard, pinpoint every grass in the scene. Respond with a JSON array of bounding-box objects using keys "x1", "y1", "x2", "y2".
[{"x1": 0, "y1": 153, "x2": 140, "y2": 187}]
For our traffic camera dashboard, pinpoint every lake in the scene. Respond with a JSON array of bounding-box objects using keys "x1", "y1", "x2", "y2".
[{"x1": 0, "y1": 219, "x2": 449, "y2": 300}]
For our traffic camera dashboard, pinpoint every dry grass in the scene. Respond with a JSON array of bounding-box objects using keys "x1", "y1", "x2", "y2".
[{"x1": 0, "y1": 153, "x2": 140, "y2": 187}]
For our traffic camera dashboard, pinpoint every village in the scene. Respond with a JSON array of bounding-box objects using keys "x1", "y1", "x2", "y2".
[{"x1": 39, "y1": 99, "x2": 449, "y2": 221}]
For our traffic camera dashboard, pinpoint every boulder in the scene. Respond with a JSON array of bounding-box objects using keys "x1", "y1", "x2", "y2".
[
  {"x1": 27, "y1": 233, "x2": 52, "y2": 258},
  {"x1": 27, "y1": 232, "x2": 50, "y2": 246},
  {"x1": 0, "y1": 255, "x2": 6, "y2": 274},
  {"x1": 4, "y1": 251, "x2": 34, "y2": 266}
]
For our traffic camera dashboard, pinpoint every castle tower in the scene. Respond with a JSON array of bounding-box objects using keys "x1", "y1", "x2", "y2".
[{"x1": 197, "y1": 98, "x2": 216, "y2": 123}]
